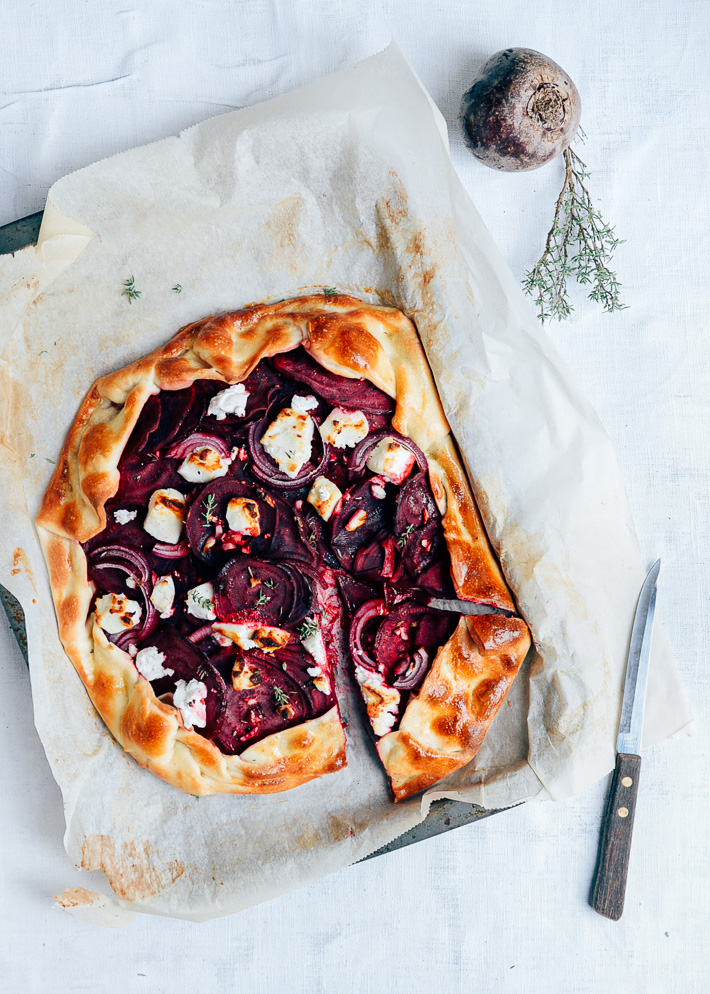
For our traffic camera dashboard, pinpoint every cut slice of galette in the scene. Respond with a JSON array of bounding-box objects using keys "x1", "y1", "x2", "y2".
[{"x1": 37, "y1": 293, "x2": 531, "y2": 799}]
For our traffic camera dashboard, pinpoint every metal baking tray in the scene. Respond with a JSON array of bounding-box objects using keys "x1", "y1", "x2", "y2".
[{"x1": 0, "y1": 210, "x2": 511, "y2": 859}]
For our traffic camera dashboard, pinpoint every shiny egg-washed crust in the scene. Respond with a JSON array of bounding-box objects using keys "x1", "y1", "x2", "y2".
[{"x1": 37, "y1": 293, "x2": 526, "y2": 798}]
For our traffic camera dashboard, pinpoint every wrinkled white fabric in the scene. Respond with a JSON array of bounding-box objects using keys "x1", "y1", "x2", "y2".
[{"x1": 1, "y1": 1, "x2": 708, "y2": 991}]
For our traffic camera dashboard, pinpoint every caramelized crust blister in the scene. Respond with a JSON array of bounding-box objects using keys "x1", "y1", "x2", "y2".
[{"x1": 37, "y1": 294, "x2": 530, "y2": 798}]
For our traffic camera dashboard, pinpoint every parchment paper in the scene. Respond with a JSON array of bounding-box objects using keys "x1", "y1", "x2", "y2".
[{"x1": 0, "y1": 43, "x2": 692, "y2": 921}]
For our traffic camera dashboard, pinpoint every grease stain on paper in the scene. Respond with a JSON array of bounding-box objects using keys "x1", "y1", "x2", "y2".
[{"x1": 80, "y1": 834, "x2": 185, "y2": 902}]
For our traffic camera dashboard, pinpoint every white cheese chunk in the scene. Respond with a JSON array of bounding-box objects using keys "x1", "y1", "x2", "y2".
[
  {"x1": 359, "y1": 678, "x2": 400, "y2": 737},
  {"x1": 95, "y1": 593, "x2": 142, "y2": 635},
  {"x1": 290, "y1": 394, "x2": 318, "y2": 414},
  {"x1": 365, "y1": 437, "x2": 416, "y2": 485},
  {"x1": 300, "y1": 619, "x2": 328, "y2": 669},
  {"x1": 260, "y1": 408, "x2": 314, "y2": 478},
  {"x1": 173, "y1": 679, "x2": 207, "y2": 729},
  {"x1": 306, "y1": 664, "x2": 331, "y2": 695},
  {"x1": 306, "y1": 476, "x2": 342, "y2": 522},
  {"x1": 114, "y1": 509, "x2": 137, "y2": 524},
  {"x1": 232, "y1": 658, "x2": 260, "y2": 691},
  {"x1": 226, "y1": 497, "x2": 261, "y2": 536},
  {"x1": 212, "y1": 622, "x2": 290, "y2": 653},
  {"x1": 207, "y1": 383, "x2": 249, "y2": 420},
  {"x1": 177, "y1": 446, "x2": 231, "y2": 483},
  {"x1": 144, "y1": 489, "x2": 186, "y2": 544},
  {"x1": 186, "y1": 581, "x2": 216, "y2": 621},
  {"x1": 134, "y1": 645, "x2": 174, "y2": 681},
  {"x1": 150, "y1": 575, "x2": 176, "y2": 618},
  {"x1": 319, "y1": 408, "x2": 369, "y2": 449}
]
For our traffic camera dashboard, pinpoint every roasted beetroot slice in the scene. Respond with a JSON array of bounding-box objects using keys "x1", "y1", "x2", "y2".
[
  {"x1": 272, "y1": 347, "x2": 395, "y2": 414},
  {"x1": 330, "y1": 478, "x2": 389, "y2": 570},
  {"x1": 115, "y1": 452, "x2": 186, "y2": 506},
  {"x1": 146, "y1": 625, "x2": 227, "y2": 740},
  {"x1": 336, "y1": 574, "x2": 380, "y2": 616},
  {"x1": 277, "y1": 563, "x2": 314, "y2": 626},
  {"x1": 373, "y1": 602, "x2": 457, "y2": 687},
  {"x1": 394, "y1": 472, "x2": 438, "y2": 532},
  {"x1": 122, "y1": 395, "x2": 161, "y2": 462},
  {"x1": 166, "y1": 387, "x2": 206, "y2": 448},
  {"x1": 353, "y1": 532, "x2": 399, "y2": 582},
  {"x1": 274, "y1": 643, "x2": 336, "y2": 713},
  {"x1": 214, "y1": 557, "x2": 302, "y2": 625},
  {"x1": 268, "y1": 495, "x2": 314, "y2": 563},
  {"x1": 394, "y1": 472, "x2": 445, "y2": 576},
  {"x1": 212, "y1": 653, "x2": 310, "y2": 754},
  {"x1": 144, "y1": 384, "x2": 197, "y2": 453},
  {"x1": 413, "y1": 557, "x2": 456, "y2": 597},
  {"x1": 186, "y1": 479, "x2": 275, "y2": 564}
]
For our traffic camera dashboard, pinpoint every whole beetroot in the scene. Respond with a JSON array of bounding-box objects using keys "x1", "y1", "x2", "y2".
[{"x1": 459, "y1": 48, "x2": 581, "y2": 172}]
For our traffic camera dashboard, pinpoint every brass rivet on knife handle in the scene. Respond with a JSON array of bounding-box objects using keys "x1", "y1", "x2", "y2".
[{"x1": 590, "y1": 753, "x2": 642, "y2": 921}]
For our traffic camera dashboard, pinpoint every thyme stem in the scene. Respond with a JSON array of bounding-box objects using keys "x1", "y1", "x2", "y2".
[{"x1": 523, "y1": 148, "x2": 625, "y2": 322}]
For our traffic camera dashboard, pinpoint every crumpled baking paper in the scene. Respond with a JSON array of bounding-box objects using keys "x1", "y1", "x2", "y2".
[{"x1": 0, "y1": 42, "x2": 692, "y2": 921}]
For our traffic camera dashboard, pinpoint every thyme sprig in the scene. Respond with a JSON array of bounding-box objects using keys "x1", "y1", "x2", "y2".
[
  {"x1": 201, "y1": 493, "x2": 218, "y2": 525},
  {"x1": 523, "y1": 148, "x2": 625, "y2": 322},
  {"x1": 172, "y1": 284, "x2": 182, "y2": 294},
  {"x1": 396, "y1": 524, "x2": 415, "y2": 550},
  {"x1": 299, "y1": 617, "x2": 318, "y2": 641},
  {"x1": 255, "y1": 590, "x2": 271, "y2": 606},
  {"x1": 190, "y1": 591, "x2": 213, "y2": 612},
  {"x1": 273, "y1": 686, "x2": 291, "y2": 708},
  {"x1": 121, "y1": 275, "x2": 142, "y2": 304},
  {"x1": 323, "y1": 287, "x2": 337, "y2": 297}
]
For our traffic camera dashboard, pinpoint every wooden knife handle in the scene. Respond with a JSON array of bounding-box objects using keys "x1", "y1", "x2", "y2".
[{"x1": 590, "y1": 753, "x2": 642, "y2": 920}]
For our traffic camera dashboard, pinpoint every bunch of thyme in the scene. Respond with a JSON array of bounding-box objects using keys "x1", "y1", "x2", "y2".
[{"x1": 523, "y1": 148, "x2": 625, "y2": 322}]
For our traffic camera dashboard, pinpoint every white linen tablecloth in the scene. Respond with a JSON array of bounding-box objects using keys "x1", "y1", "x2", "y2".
[{"x1": 1, "y1": 1, "x2": 708, "y2": 991}]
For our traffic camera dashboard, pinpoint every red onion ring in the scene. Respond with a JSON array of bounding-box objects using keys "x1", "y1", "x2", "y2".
[
  {"x1": 348, "y1": 429, "x2": 427, "y2": 480},
  {"x1": 152, "y1": 540, "x2": 190, "y2": 559},
  {"x1": 187, "y1": 624, "x2": 216, "y2": 644},
  {"x1": 393, "y1": 647, "x2": 429, "y2": 691},
  {"x1": 113, "y1": 588, "x2": 159, "y2": 650},
  {"x1": 348, "y1": 598, "x2": 387, "y2": 672},
  {"x1": 89, "y1": 544, "x2": 152, "y2": 586},
  {"x1": 247, "y1": 416, "x2": 331, "y2": 490},
  {"x1": 165, "y1": 432, "x2": 232, "y2": 460}
]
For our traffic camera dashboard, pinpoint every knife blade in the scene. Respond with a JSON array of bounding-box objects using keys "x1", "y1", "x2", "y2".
[
  {"x1": 590, "y1": 559, "x2": 660, "y2": 921},
  {"x1": 426, "y1": 597, "x2": 512, "y2": 617}
]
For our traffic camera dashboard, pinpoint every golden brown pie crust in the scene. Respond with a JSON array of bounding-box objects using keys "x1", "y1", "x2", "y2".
[{"x1": 37, "y1": 294, "x2": 530, "y2": 798}]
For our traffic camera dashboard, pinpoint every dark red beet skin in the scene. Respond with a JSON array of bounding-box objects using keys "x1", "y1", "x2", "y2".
[
  {"x1": 83, "y1": 341, "x2": 463, "y2": 752},
  {"x1": 459, "y1": 48, "x2": 581, "y2": 172}
]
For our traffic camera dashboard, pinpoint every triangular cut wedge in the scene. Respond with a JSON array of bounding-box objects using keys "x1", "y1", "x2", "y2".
[{"x1": 37, "y1": 295, "x2": 531, "y2": 800}]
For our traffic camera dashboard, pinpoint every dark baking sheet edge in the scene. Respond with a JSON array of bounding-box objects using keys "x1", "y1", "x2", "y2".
[{"x1": 0, "y1": 210, "x2": 514, "y2": 861}]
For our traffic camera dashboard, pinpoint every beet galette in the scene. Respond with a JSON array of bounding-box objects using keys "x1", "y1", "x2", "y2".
[{"x1": 37, "y1": 294, "x2": 531, "y2": 801}]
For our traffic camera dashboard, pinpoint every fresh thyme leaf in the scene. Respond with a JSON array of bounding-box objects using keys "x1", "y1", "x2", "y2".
[
  {"x1": 201, "y1": 493, "x2": 218, "y2": 525},
  {"x1": 523, "y1": 148, "x2": 625, "y2": 322},
  {"x1": 121, "y1": 275, "x2": 142, "y2": 304},
  {"x1": 44, "y1": 457, "x2": 56, "y2": 465},
  {"x1": 273, "y1": 686, "x2": 291, "y2": 708},
  {"x1": 323, "y1": 287, "x2": 337, "y2": 297},
  {"x1": 172, "y1": 284, "x2": 182, "y2": 293},
  {"x1": 255, "y1": 590, "x2": 271, "y2": 606},
  {"x1": 38, "y1": 350, "x2": 48, "y2": 356},
  {"x1": 396, "y1": 523, "x2": 415, "y2": 550},
  {"x1": 29, "y1": 453, "x2": 35, "y2": 458},
  {"x1": 263, "y1": 577, "x2": 278, "y2": 590},
  {"x1": 299, "y1": 617, "x2": 319, "y2": 641}
]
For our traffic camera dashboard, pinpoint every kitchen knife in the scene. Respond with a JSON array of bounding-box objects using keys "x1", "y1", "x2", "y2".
[
  {"x1": 590, "y1": 559, "x2": 660, "y2": 921},
  {"x1": 426, "y1": 598, "x2": 513, "y2": 617}
]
